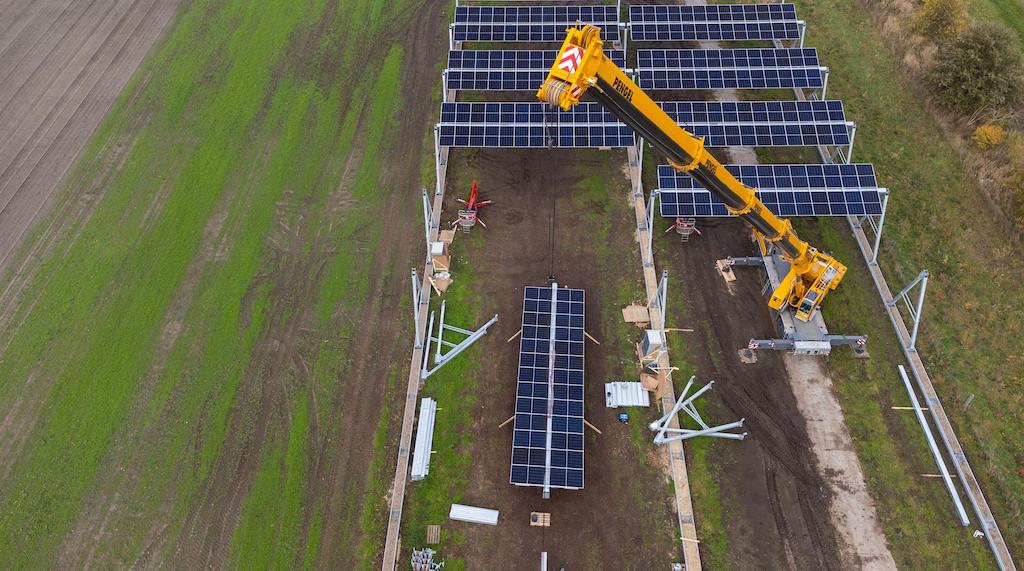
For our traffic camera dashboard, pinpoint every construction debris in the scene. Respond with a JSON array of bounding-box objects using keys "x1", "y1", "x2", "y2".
[
  {"x1": 428, "y1": 272, "x2": 452, "y2": 295},
  {"x1": 530, "y1": 512, "x2": 551, "y2": 527},
  {"x1": 411, "y1": 548, "x2": 444, "y2": 571},
  {"x1": 621, "y1": 303, "x2": 650, "y2": 326}
]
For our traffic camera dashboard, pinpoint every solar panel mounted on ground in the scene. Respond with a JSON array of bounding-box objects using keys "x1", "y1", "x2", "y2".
[
  {"x1": 637, "y1": 49, "x2": 823, "y2": 90},
  {"x1": 437, "y1": 102, "x2": 632, "y2": 148},
  {"x1": 445, "y1": 50, "x2": 626, "y2": 91},
  {"x1": 658, "y1": 164, "x2": 884, "y2": 217},
  {"x1": 453, "y1": 5, "x2": 619, "y2": 43},
  {"x1": 510, "y1": 285, "x2": 586, "y2": 491},
  {"x1": 659, "y1": 100, "x2": 850, "y2": 147},
  {"x1": 629, "y1": 4, "x2": 800, "y2": 41}
]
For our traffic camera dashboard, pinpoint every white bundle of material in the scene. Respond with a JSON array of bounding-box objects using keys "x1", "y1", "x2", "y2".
[
  {"x1": 605, "y1": 382, "x2": 651, "y2": 408},
  {"x1": 411, "y1": 398, "x2": 437, "y2": 481}
]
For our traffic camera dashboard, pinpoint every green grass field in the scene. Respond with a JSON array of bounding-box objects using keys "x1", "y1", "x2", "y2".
[
  {"x1": 794, "y1": 0, "x2": 1022, "y2": 565},
  {"x1": 0, "y1": 1, "x2": 437, "y2": 568}
]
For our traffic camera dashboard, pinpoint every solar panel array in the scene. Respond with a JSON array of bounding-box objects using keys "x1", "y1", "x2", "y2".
[
  {"x1": 661, "y1": 100, "x2": 850, "y2": 147},
  {"x1": 658, "y1": 164, "x2": 884, "y2": 217},
  {"x1": 453, "y1": 5, "x2": 619, "y2": 43},
  {"x1": 638, "y1": 49, "x2": 823, "y2": 90},
  {"x1": 511, "y1": 285, "x2": 586, "y2": 491},
  {"x1": 629, "y1": 4, "x2": 800, "y2": 41},
  {"x1": 437, "y1": 102, "x2": 633, "y2": 148},
  {"x1": 446, "y1": 50, "x2": 626, "y2": 91}
]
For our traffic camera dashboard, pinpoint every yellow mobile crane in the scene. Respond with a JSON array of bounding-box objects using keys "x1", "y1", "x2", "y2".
[{"x1": 538, "y1": 25, "x2": 846, "y2": 322}]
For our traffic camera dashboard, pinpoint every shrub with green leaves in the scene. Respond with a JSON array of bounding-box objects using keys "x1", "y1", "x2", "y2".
[{"x1": 928, "y1": 22, "x2": 1024, "y2": 114}]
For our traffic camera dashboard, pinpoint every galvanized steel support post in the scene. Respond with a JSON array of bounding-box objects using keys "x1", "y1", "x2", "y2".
[
  {"x1": 888, "y1": 270, "x2": 929, "y2": 352},
  {"x1": 898, "y1": 365, "x2": 970, "y2": 526},
  {"x1": 869, "y1": 192, "x2": 890, "y2": 266}
]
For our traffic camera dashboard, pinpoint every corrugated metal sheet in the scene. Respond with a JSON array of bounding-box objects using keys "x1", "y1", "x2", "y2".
[
  {"x1": 449, "y1": 503, "x2": 499, "y2": 526},
  {"x1": 605, "y1": 382, "x2": 651, "y2": 408},
  {"x1": 411, "y1": 398, "x2": 437, "y2": 481}
]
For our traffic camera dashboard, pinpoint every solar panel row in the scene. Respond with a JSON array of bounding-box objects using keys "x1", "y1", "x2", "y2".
[
  {"x1": 629, "y1": 3, "x2": 797, "y2": 23},
  {"x1": 437, "y1": 102, "x2": 850, "y2": 149},
  {"x1": 445, "y1": 50, "x2": 626, "y2": 92},
  {"x1": 440, "y1": 102, "x2": 846, "y2": 129},
  {"x1": 658, "y1": 164, "x2": 884, "y2": 218},
  {"x1": 455, "y1": 5, "x2": 618, "y2": 24},
  {"x1": 630, "y1": 21, "x2": 801, "y2": 41},
  {"x1": 454, "y1": 24, "x2": 621, "y2": 43},
  {"x1": 437, "y1": 125, "x2": 634, "y2": 148},
  {"x1": 638, "y1": 68, "x2": 823, "y2": 90},
  {"x1": 637, "y1": 48, "x2": 819, "y2": 69},
  {"x1": 637, "y1": 49, "x2": 823, "y2": 90},
  {"x1": 511, "y1": 285, "x2": 586, "y2": 491},
  {"x1": 451, "y1": 6, "x2": 619, "y2": 44},
  {"x1": 448, "y1": 50, "x2": 626, "y2": 70},
  {"x1": 659, "y1": 100, "x2": 845, "y2": 123}
]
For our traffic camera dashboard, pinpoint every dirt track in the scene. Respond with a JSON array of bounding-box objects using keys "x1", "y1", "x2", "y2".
[
  {"x1": 656, "y1": 215, "x2": 845, "y2": 570},
  {"x1": 0, "y1": 0, "x2": 179, "y2": 276}
]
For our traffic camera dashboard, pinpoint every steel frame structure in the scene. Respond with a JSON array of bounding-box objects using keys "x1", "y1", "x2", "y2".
[
  {"x1": 649, "y1": 376, "x2": 746, "y2": 444},
  {"x1": 421, "y1": 300, "x2": 498, "y2": 380}
]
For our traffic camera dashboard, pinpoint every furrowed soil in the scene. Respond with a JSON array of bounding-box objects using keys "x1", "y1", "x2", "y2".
[{"x1": 0, "y1": 0, "x2": 180, "y2": 276}]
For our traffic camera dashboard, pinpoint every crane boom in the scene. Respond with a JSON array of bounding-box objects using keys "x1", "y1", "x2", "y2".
[{"x1": 539, "y1": 25, "x2": 846, "y2": 321}]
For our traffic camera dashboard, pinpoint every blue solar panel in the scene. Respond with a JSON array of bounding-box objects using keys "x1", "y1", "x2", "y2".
[
  {"x1": 511, "y1": 285, "x2": 586, "y2": 490},
  {"x1": 629, "y1": 4, "x2": 800, "y2": 41},
  {"x1": 660, "y1": 100, "x2": 850, "y2": 147},
  {"x1": 437, "y1": 102, "x2": 632, "y2": 148},
  {"x1": 446, "y1": 50, "x2": 626, "y2": 91},
  {"x1": 453, "y1": 6, "x2": 619, "y2": 43},
  {"x1": 658, "y1": 164, "x2": 884, "y2": 217},
  {"x1": 638, "y1": 49, "x2": 823, "y2": 90},
  {"x1": 436, "y1": 101, "x2": 847, "y2": 148},
  {"x1": 629, "y1": 3, "x2": 797, "y2": 23}
]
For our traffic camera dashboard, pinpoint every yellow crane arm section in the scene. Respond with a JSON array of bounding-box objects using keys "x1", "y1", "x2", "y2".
[{"x1": 538, "y1": 25, "x2": 846, "y2": 322}]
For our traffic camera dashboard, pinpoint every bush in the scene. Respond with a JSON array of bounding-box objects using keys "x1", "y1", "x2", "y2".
[
  {"x1": 973, "y1": 124, "x2": 1006, "y2": 149},
  {"x1": 913, "y1": 0, "x2": 969, "y2": 40},
  {"x1": 928, "y1": 23, "x2": 1024, "y2": 114}
]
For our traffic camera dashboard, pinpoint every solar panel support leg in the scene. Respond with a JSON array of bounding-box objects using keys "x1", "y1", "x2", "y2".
[
  {"x1": 434, "y1": 126, "x2": 443, "y2": 198},
  {"x1": 648, "y1": 270, "x2": 668, "y2": 328},
  {"x1": 820, "y1": 67, "x2": 830, "y2": 100},
  {"x1": 887, "y1": 269, "x2": 929, "y2": 352},
  {"x1": 846, "y1": 123, "x2": 857, "y2": 164},
  {"x1": 422, "y1": 189, "x2": 434, "y2": 263},
  {"x1": 898, "y1": 365, "x2": 971, "y2": 526},
  {"x1": 436, "y1": 300, "x2": 447, "y2": 364},
  {"x1": 644, "y1": 190, "x2": 658, "y2": 268},
  {"x1": 421, "y1": 310, "x2": 435, "y2": 378},
  {"x1": 798, "y1": 20, "x2": 807, "y2": 48},
  {"x1": 869, "y1": 192, "x2": 889, "y2": 266},
  {"x1": 413, "y1": 268, "x2": 423, "y2": 349}
]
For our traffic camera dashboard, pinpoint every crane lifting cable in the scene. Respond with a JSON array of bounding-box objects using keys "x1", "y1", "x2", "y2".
[{"x1": 537, "y1": 25, "x2": 846, "y2": 322}]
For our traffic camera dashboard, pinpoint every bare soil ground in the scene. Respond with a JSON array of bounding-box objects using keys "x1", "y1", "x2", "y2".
[
  {"x1": 430, "y1": 148, "x2": 679, "y2": 569},
  {"x1": 0, "y1": 0, "x2": 180, "y2": 276},
  {"x1": 655, "y1": 215, "x2": 845, "y2": 570}
]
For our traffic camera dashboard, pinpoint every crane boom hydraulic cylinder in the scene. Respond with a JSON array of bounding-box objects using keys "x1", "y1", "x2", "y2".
[{"x1": 538, "y1": 26, "x2": 846, "y2": 321}]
